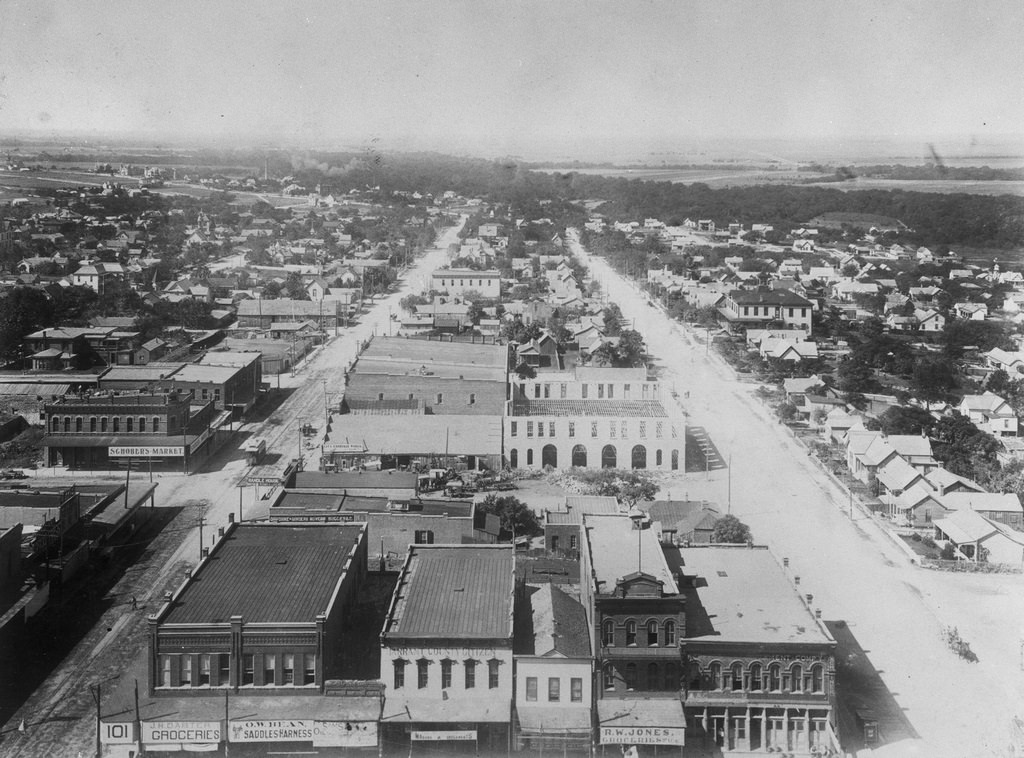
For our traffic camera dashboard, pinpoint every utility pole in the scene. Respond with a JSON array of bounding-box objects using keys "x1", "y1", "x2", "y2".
[
  {"x1": 197, "y1": 517, "x2": 205, "y2": 561},
  {"x1": 134, "y1": 679, "x2": 142, "y2": 757},
  {"x1": 91, "y1": 682, "x2": 101, "y2": 758},
  {"x1": 727, "y1": 453, "x2": 732, "y2": 514}
]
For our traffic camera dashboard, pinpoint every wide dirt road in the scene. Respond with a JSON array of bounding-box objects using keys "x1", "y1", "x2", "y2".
[
  {"x1": 571, "y1": 229, "x2": 1024, "y2": 758},
  {"x1": 0, "y1": 218, "x2": 464, "y2": 757}
]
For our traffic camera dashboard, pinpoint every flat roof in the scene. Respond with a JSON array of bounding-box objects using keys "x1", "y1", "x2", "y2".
[
  {"x1": 351, "y1": 360, "x2": 505, "y2": 382},
  {"x1": 361, "y1": 337, "x2": 507, "y2": 369},
  {"x1": 584, "y1": 515, "x2": 678, "y2": 595},
  {"x1": 512, "y1": 399, "x2": 667, "y2": 418},
  {"x1": 170, "y1": 364, "x2": 240, "y2": 383},
  {"x1": 294, "y1": 470, "x2": 419, "y2": 489},
  {"x1": 383, "y1": 545, "x2": 514, "y2": 640},
  {"x1": 161, "y1": 523, "x2": 364, "y2": 625},
  {"x1": 99, "y1": 365, "x2": 185, "y2": 382},
  {"x1": 677, "y1": 545, "x2": 833, "y2": 646},
  {"x1": 272, "y1": 491, "x2": 473, "y2": 518},
  {"x1": 326, "y1": 415, "x2": 503, "y2": 456}
]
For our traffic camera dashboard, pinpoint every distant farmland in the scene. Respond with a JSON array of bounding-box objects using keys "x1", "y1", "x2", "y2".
[{"x1": 535, "y1": 166, "x2": 1024, "y2": 196}]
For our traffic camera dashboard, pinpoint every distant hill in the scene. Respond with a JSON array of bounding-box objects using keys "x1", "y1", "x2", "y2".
[{"x1": 805, "y1": 211, "x2": 908, "y2": 232}]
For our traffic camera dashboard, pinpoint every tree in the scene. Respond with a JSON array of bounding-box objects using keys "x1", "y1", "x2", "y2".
[
  {"x1": 478, "y1": 494, "x2": 542, "y2": 540},
  {"x1": 711, "y1": 514, "x2": 753, "y2": 544},
  {"x1": 399, "y1": 293, "x2": 428, "y2": 313},
  {"x1": 776, "y1": 402, "x2": 800, "y2": 423},
  {"x1": 0, "y1": 287, "x2": 53, "y2": 360},
  {"x1": 877, "y1": 405, "x2": 935, "y2": 436},
  {"x1": 911, "y1": 356, "x2": 955, "y2": 401}
]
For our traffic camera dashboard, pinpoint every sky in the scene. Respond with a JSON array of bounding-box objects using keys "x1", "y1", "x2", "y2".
[{"x1": 1, "y1": 0, "x2": 1022, "y2": 161}]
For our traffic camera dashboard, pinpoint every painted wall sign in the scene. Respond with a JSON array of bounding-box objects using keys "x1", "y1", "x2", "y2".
[{"x1": 600, "y1": 727, "x2": 686, "y2": 745}]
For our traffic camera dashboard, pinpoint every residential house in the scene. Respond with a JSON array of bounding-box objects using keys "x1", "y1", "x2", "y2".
[
  {"x1": 957, "y1": 392, "x2": 1018, "y2": 437},
  {"x1": 915, "y1": 309, "x2": 945, "y2": 332},
  {"x1": 887, "y1": 482, "x2": 948, "y2": 527},
  {"x1": 939, "y1": 492, "x2": 1024, "y2": 531},
  {"x1": 953, "y1": 302, "x2": 988, "y2": 321},
  {"x1": 933, "y1": 509, "x2": 1024, "y2": 565},
  {"x1": 984, "y1": 348, "x2": 1024, "y2": 375}
]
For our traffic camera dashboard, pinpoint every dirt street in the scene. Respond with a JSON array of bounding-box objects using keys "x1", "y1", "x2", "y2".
[
  {"x1": 0, "y1": 218, "x2": 465, "y2": 757},
  {"x1": 571, "y1": 229, "x2": 1024, "y2": 758}
]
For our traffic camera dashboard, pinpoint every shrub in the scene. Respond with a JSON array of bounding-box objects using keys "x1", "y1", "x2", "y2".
[
  {"x1": 911, "y1": 532, "x2": 922, "y2": 542},
  {"x1": 940, "y1": 543, "x2": 956, "y2": 561}
]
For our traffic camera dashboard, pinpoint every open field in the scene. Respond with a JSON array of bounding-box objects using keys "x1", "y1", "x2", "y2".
[
  {"x1": 536, "y1": 166, "x2": 1024, "y2": 196},
  {"x1": 0, "y1": 168, "x2": 216, "y2": 200}
]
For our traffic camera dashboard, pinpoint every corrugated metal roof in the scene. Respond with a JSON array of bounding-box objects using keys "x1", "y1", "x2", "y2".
[
  {"x1": 163, "y1": 524, "x2": 364, "y2": 625},
  {"x1": 385, "y1": 545, "x2": 514, "y2": 640}
]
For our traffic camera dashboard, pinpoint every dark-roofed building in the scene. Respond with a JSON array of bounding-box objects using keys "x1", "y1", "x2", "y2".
[
  {"x1": 643, "y1": 500, "x2": 722, "y2": 545},
  {"x1": 718, "y1": 289, "x2": 814, "y2": 333},
  {"x1": 269, "y1": 475, "x2": 485, "y2": 569},
  {"x1": 290, "y1": 470, "x2": 419, "y2": 499},
  {"x1": 544, "y1": 495, "x2": 623, "y2": 556},
  {"x1": 513, "y1": 583, "x2": 593, "y2": 751},
  {"x1": 507, "y1": 367, "x2": 683, "y2": 472},
  {"x1": 148, "y1": 522, "x2": 367, "y2": 694},
  {"x1": 380, "y1": 544, "x2": 515, "y2": 753}
]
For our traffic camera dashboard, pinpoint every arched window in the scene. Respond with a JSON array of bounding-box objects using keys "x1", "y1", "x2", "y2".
[
  {"x1": 152, "y1": 417, "x2": 160, "y2": 432},
  {"x1": 646, "y1": 619, "x2": 659, "y2": 646},
  {"x1": 625, "y1": 620, "x2": 637, "y2": 646},
  {"x1": 90, "y1": 417, "x2": 97, "y2": 432},
  {"x1": 64, "y1": 417, "x2": 71, "y2": 432},
  {"x1": 749, "y1": 663, "x2": 763, "y2": 691},
  {"x1": 126, "y1": 417, "x2": 133, "y2": 432},
  {"x1": 100, "y1": 417, "x2": 108, "y2": 433},
  {"x1": 656, "y1": 449, "x2": 663, "y2": 466},
  {"x1": 601, "y1": 444, "x2": 617, "y2": 468},
  {"x1": 791, "y1": 663, "x2": 803, "y2": 692},
  {"x1": 509, "y1": 449, "x2": 518, "y2": 468},
  {"x1": 731, "y1": 662, "x2": 744, "y2": 691},
  {"x1": 603, "y1": 663, "x2": 615, "y2": 690},
  {"x1": 646, "y1": 662, "x2": 659, "y2": 691},
  {"x1": 113, "y1": 417, "x2": 119, "y2": 432},
  {"x1": 602, "y1": 619, "x2": 615, "y2": 646},
  {"x1": 75, "y1": 417, "x2": 83, "y2": 432},
  {"x1": 571, "y1": 444, "x2": 587, "y2": 467},
  {"x1": 631, "y1": 444, "x2": 647, "y2": 469},
  {"x1": 542, "y1": 444, "x2": 557, "y2": 468},
  {"x1": 811, "y1": 664, "x2": 824, "y2": 693},
  {"x1": 708, "y1": 661, "x2": 722, "y2": 690},
  {"x1": 624, "y1": 663, "x2": 637, "y2": 691},
  {"x1": 52, "y1": 417, "x2": 59, "y2": 432},
  {"x1": 664, "y1": 620, "x2": 676, "y2": 646},
  {"x1": 526, "y1": 449, "x2": 533, "y2": 465},
  {"x1": 768, "y1": 663, "x2": 781, "y2": 692},
  {"x1": 671, "y1": 449, "x2": 679, "y2": 470},
  {"x1": 139, "y1": 417, "x2": 146, "y2": 433}
]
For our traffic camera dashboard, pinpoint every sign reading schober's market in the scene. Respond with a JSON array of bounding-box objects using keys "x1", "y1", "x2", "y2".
[
  {"x1": 109, "y1": 446, "x2": 185, "y2": 457},
  {"x1": 600, "y1": 726, "x2": 686, "y2": 745},
  {"x1": 229, "y1": 720, "x2": 316, "y2": 743}
]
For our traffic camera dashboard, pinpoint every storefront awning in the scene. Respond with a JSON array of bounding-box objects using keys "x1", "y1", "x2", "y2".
[
  {"x1": 597, "y1": 699, "x2": 686, "y2": 746},
  {"x1": 517, "y1": 705, "x2": 590, "y2": 734}
]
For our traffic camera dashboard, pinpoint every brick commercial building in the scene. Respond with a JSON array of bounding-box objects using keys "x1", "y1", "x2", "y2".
[
  {"x1": 41, "y1": 390, "x2": 227, "y2": 472},
  {"x1": 343, "y1": 336, "x2": 509, "y2": 416},
  {"x1": 676, "y1": 545, "x2": 839, "y2": 754},
  {"x1": 103, "y1": 522, "x2": 383, "y2": 754}
]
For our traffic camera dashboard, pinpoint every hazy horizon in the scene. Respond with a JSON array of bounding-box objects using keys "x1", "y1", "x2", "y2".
[{"x1": 2, "y1": 0, "x2": 1023, "y2": 165}]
